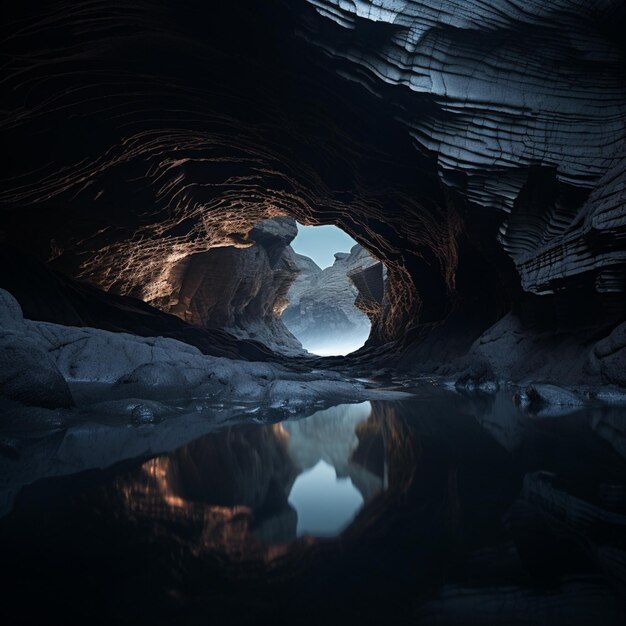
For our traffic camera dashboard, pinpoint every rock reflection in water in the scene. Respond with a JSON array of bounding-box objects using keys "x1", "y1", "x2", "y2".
[
  {"x1": 284, "y1": 401, "x2": 379, "y2": 536},
  {"x1": 117, "y1": 400, "x2": 388, "y2": 555},
  {"x1": 289, "y1": 460, "x2": 364, "y2": 537},
  {"x1": 1, "y1": 391, "x2": 625, "y2": 625}
]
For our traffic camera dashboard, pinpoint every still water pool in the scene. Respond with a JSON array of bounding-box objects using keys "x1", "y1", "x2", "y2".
[{"x1": 1, "y1": 387, "x2": 625, "y2": 624}]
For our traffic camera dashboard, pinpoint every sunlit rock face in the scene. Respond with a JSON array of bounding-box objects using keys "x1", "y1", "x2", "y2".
[
  {"x1": 282, "y1": 245, "x2": 377, "y2": 355},
  {"x1": 0, "y1": 0, "x2": 624, "y2": 382},
  {"x1": 154, "y1": 218, "x2": 304, "y2": 355}
]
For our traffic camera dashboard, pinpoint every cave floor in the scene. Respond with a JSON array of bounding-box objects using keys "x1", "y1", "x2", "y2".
[{"x1": 1, "y1": 384, "x2": 625, "y2": 625}]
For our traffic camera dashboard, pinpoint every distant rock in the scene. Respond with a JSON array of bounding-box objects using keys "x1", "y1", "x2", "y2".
[{"x1": 281, "y1": 244, "x2": 378, "y2": 355}]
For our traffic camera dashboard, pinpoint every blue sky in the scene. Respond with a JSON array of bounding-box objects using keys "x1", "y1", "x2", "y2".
[{"x1": 290, "y1": 223, "x2": 358, "y2": 269}]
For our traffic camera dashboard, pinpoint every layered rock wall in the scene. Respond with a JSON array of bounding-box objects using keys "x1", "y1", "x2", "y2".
[
  {"x1": 0, "y1": 0, "x2": 624, "y2": 382},
  {"x1": 296, "y1": 0, "x2": 626, "y2": 297}
]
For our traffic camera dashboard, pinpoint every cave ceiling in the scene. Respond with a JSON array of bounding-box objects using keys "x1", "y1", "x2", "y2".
[{"x1": 1, "y1": 0, "x2": 625, "y2": 348}]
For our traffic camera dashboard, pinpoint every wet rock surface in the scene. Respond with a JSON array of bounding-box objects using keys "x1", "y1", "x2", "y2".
[{"x1": 0, "y1": 289, "x2": 405, "y2": 413}]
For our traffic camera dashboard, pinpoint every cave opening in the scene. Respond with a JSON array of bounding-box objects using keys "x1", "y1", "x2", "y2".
[{"x1": 279, "y1": 222, "x2": 381, "y2": 357}]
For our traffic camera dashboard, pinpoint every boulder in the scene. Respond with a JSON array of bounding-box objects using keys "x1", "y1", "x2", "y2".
[{"x1": 0, "y1": 290, "x2": 73, "y2": 408}]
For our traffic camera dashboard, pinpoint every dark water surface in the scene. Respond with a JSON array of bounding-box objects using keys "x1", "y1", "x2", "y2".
[{"x1": 1, "y1": 387, "x2": 625, "y2": 625}]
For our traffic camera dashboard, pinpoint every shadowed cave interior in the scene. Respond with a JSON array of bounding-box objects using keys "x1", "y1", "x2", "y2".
[{"x1": 1, "y1": 1, "x2": 626, "y2": 624}]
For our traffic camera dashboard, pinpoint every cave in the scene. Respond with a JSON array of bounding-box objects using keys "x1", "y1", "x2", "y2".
[{"x1": 1, "y1": 1, "x2": 625, "y2": 624}]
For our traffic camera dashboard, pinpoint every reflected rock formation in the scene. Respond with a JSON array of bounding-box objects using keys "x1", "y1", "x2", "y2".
[
  {"x1": 1, "y1": 392, "x2": 625, "y2": 624},
  {"x1": 112, "y1": 401, "x2": 391, "y2": 560}
]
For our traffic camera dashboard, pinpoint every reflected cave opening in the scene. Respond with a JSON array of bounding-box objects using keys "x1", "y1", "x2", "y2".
[{"x1": 280, "y1": 222, "x2": 383, "y2": 357}]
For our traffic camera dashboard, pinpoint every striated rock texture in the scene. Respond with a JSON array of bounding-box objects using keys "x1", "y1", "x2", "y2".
[
  {"x1": 282, "y1": 245, "x2": 377, "y2": 354},
  {"x1": 0, "y1": 1, "x2": 624, "y2": 383},
  {"x1": 296, "y1": 0, "x2": 626, "y2": 296},
  {"x1": 0, "y1": 0, "x2": 461, "y2": 350},
  {"x1": 348, "y1": 258, "x2": 386, "y2": 338},
  {"x1": 153, "y1": 218, "x2": 304, "y2": 355},
  {"x1": 0, "y1": 246, "x2": 290, "y2": 362}
]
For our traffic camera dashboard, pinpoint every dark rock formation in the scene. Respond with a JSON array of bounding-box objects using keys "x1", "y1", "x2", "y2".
[
  {"x1": 0, "y1": 0, "x2": 624, "y2": 385},
  {"x1": 297, "y1": 0, "x2": 626, "y2": 292},
  {"x1": 0, "y1": 0, "x2": 460, "y2": 355},
  {"x1": 282, "y1": 245, "x2": 376, "y2": 354},
  {"x1": 0, "y1": 288, "x2": 404, "y2": 413},
  {"x1": 3, "y1": 4, "x2": 626, "y2": 624},
  {"x1": 590, "y1": 322, "x2": 626, "y2": 387},
  {"x1": 0, "y1": 291, "x2": 73, "y2": 409},
  {"x1": 348, "y1": 259, "x2": 386, "y2": 338}
]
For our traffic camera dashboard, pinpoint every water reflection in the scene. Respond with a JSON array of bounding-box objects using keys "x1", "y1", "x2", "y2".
[
  {"x1": 110, "y1": 400, "x2": 389, "y2": 555},
  {"x1": 284, "y1": 401, "x2": 381, "y2": 536},
  {"x1": 289, "y1": 460, "x2": 364, "y2": 536},
  {"x1": 1, "y1": 390, "x2": 625, "y2": 625}
]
